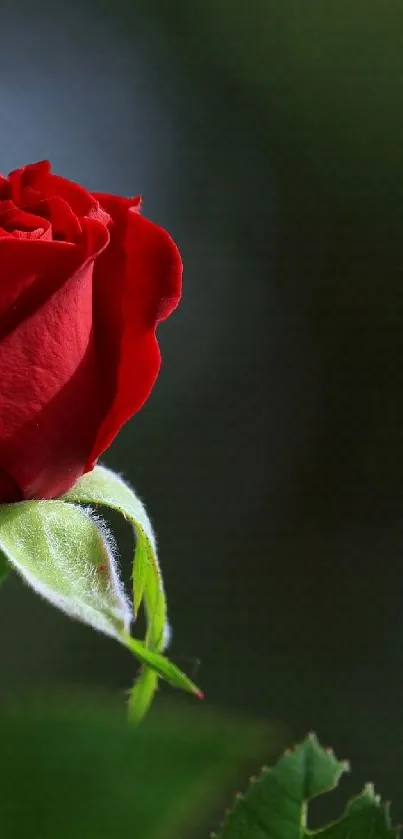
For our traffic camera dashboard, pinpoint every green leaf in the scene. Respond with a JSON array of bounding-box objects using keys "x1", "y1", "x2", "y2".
[
  {"x1": 215, "y1": 734, "x2": 399, "y2": 839},
  {"x1": 311, "y1": 785, "x2": 398, "y2": 838},
  {"x1": 0, "y1": 500, "x2": 131, "y2": 640},
  {"x1": 63, "y1": 465, "x2": 167, "y2": 649}
]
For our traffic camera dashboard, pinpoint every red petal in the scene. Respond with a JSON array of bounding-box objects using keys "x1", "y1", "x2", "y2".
[
  {"x1": 26, "y1": 195, "x2": 83, "y2": 242},
  {"x1": 7, "y1": 161, "x2": 51, "y2": 205},
  {"x1": 0, "y1": 201, "x2": 52, "y2": 240},
  {"x1": 0, "y1": 218, "x2": 108, "y2": 331},
  {"x1": 7, "y1": 161, "x2": 109, "y2": 226},
  {"x1": 88, "y1": 197, "x2": 182, "y2": 464},
  {"x1": 0, "y1": 220, "x2": 110, "y2": 500},
  {"x1": 0, "y1": 267, "x2": 98, "y2": 500},
  {"x1": 40, "y1": 172, "x2": 98, "y2": 217}
]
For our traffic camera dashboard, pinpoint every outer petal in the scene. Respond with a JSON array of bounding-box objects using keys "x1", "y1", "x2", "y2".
[
  {"x1": 88, "y1": 196, "x2": 182, "y2": 465},
  {"x1": 0, "y1": 219, "x2": 110, "y2": 501}
]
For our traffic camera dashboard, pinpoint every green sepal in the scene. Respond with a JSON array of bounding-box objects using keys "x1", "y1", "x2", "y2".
[
  {"x1": 0, "y1": 500, "x2": 131, "y2": 639},
  {"x1": 127, "y1": 666, "x2": 159, "y2": 725},
  {"x1": 63, "y1": 466, "x2": 202, "y2": 721},
  {"x1": 121, "y1": 632, "x2": 202, "y2": 698},
  {"x1": 63, "y1": 465, "x2": 167, "y2": 649}
]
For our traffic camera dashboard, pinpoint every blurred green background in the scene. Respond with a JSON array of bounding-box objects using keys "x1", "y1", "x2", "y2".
[{"x1": 1, "y1": 0, "x2": 403, "y2": 834}]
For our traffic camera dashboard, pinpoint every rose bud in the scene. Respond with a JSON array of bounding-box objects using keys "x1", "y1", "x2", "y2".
[{"x1": 0, "y1": 160, "x2": 182, "y2": 501}]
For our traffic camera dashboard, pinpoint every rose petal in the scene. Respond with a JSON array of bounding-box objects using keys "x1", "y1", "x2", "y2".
[
  {"x1": 0, "y1": 258, "x2": 100, "y2": 500},
  {"x1": 93, "y1": 192, "x2": 142, "y2": 214},
  {"x1": 40, "y1": 172, "x2": 98, "y2": 217},
  {"x1": 26, "y1": 196, "x2": 82, "y2": 242},
  {"x1": 0, "y1": 201, "x2": 52, "y2": 240},
  {"x1": 7, "y1": 161, "x2": 109, "y2": 228},
  {"x1": 0, "y1": 213, "x2": 109, "y2": 324},
  {"x1": 0, "y1": 218, "x2": 110, "y2": 500},
  {"x1": 88, "y1": 195, "x2": 182, "y2": 465},
  {"x1": 0, "y1": 238, "x2": 75, "y2": 327},
  {"x1": 7, "y1": 160, "x2": 51, "y2": 205}
]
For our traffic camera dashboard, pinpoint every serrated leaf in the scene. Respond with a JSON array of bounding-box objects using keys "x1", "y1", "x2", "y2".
[
  {"x1": 309, "y1": 784, "x2": 398, "y2": 838},
  {"x1": 0, "y1": 500, "x2": 131, "y2": 639},
  {"x1": 215, "y1": 734, "x2": 399, "y2": 839},
  {"x1": 63, "y1": 465, "x2": 167, "y2": 650}
]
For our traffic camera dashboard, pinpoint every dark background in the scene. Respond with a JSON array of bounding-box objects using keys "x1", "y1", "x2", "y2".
[{"x1": 1, "y1": 0, "x2": 403, "y2": 829}]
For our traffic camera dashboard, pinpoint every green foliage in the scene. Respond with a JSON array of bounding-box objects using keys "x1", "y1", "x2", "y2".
[
  {"x1": 0, "y1": 695, "x2": 286, "y2": 839},
  {"x1": 215, "y1": 734, "x2": 398, "y2": 839}
]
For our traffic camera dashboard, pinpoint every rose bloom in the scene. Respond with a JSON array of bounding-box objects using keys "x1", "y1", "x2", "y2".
[{"x1": 0, "y1": 160, "x2": 182, "y2": 502}]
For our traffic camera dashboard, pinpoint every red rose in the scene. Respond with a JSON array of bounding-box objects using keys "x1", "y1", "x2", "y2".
[{"x1": 0, "y1": 160, "x2": 182, "y2": 502}]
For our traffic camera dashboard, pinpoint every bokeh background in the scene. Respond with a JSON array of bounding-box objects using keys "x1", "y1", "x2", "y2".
[{"x1": 1, "y1": 0, "x2": 403, "y2": 835}]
